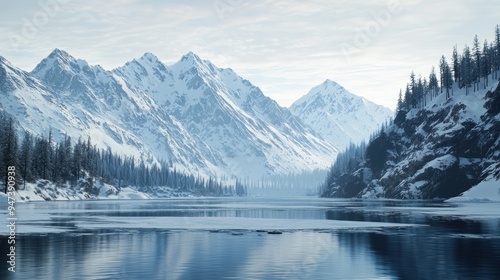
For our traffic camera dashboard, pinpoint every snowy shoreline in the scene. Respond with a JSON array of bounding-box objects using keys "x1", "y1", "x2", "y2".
[
  {"x1": 0, "y1": 179, "x2": 199, "y2": 204},
  {"x1": 445, "y1": 179, "x2": 500, "y2": 202},
  {"x1": 1, "y1": 178, "x2": 498, "y2": 204}
]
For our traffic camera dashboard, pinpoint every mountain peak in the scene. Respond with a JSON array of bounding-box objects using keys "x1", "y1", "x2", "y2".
[
  {"x1": 181, "y1": 51, "x2": 200, "y2": 60},
  {"x1": 323, "y1": 79, "x2": 338, "y2": 85},
  {"x1": 31, "y1": 49, "x2": 100, "y2": 90},
  {"x1": 140, "y1": 52, "x2": 161, "y2": 63},
  {"x1": 290, "y1": 79, "x2": 393, "y2": 150},
  {"x1": 319, "y1": 79, "x2": 347, "y2": 93},
  {"x1": 178, "y1": 51, "x2": 206, "y2": 67},
  {"x1": 172, "y1": 51, "x2": 217, "y2": 75},
  {"x1": 0, "y1": 56, "x2": 12, "y2": 67},
  {"x1": 48, "y1": 48, "x2": 74, "y2": 61},
  {"x1": 32, "y1": 49, "x2": 83, "y2": 74}
]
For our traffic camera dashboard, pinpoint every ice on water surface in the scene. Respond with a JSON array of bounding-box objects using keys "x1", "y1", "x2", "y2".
[{"x1": 1, "y1": 197, "x2": 499, "y2": 235}]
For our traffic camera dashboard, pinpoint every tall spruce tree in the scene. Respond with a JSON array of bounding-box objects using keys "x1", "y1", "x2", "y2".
[
  {"x1": 439, "y1": 56, "x2": 453, "y2": 99},
  {"x1": 495, "y1": 25, "x2": 500, "y2": 79},
  {"x1": 18, "y1": 131, "x2": 34, "y2": 189},
  {"x1": 452, "y1": 45, "x2": 461, "y2": 84},
  {"x1": 481, "y1": 39, "x2": 491, "y2": 89},
  {"x1": 2, "y1": 117, "x2": 18, "y2": 192},
  {"x1": 473, "y1": 34, "x2": 481, "y2": 91},
  {"x1": 462, "y1": 45, "x2": 473, "y2": 95},
  {"x1": 396, "y1": 89, "x2": 403, "y2": 112},
  {"x1": 428, "y1": 66, "x2": 439, "y2": 100}
]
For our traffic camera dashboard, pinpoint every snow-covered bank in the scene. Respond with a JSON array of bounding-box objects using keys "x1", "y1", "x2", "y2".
[
  {"x1": 446, "y1": 179, "x2": 500, "y2": 202},
  {"x1": 4, "y1": 179, "x2": 200, "y2": 203}
]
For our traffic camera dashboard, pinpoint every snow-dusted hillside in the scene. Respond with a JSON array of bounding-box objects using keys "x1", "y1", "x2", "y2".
[
  {"x1": 1, "y1": 49, "x2": 338, "y2": 179},
  {"x1": 322, "y1": 78, "x2": 500, "y2": 199},
  {"x1": 290, "y1": 79, "x2": 393, "y2": 150}
]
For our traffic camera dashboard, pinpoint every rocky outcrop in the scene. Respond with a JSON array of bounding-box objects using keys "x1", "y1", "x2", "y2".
[{"x1": 323, "y1": 81, "x2": 500, "y2": 199}]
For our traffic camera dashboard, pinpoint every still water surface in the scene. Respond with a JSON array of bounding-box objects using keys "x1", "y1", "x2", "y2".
[{"x1": 1, "y1": 197, "x2": 499, "y2": 279}]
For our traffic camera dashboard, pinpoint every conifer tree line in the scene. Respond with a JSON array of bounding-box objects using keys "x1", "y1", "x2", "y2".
[
  {"x1": 323, "y1": 141, "x2": 367, "y2": 189},
  {"x1": 0, "y1": 113, "x2": 246, "y2": 196},
  {"x1": 321, "y1": 121, "x2": 392, "y2": 195},
  {"x1": 322, "y1": 24, "x2": 500, "y2": 196},
  {"x1": 240, "y1": 169, "x2": 326, "y2": 195},
  {"x1": 397, "y1": 25, "x2": 500, "y2": 112}
]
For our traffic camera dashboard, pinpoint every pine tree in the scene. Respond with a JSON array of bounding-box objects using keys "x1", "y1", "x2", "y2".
[
  {"x1": 2, "y1": 117, "x2": 18, "y2": 192},
  {"x1": 428, "y1": 66, "x2": 439, "y2": 100},
  {"x1": 409, "y1": 71, "x2": 417, "y2": 108},
  {"x1": 473, "y1": 34, "x2": 481, "y2": 91},
  {"x1": 396, "y1": 89, "x2": 403, "y2": 112},
  {"x1": 32, "y1": 133, "x2": 54, "y2": 181},
  {"x1": 461, "y1": 45, "x2": 473, "y2": 95},
  {"x1": 47, "y1": 130, "x2": 54, "y2": 180},
  {"x1": 439, "y1": 56, "x2": 453, "y2": 99},
  {"x1": 72, "y1": 137, "x2": 83, "y2": 181},
  {"x1": 489, "y1": 41, "x2": 497, "y2": 80},
  {"x1": 138, "y1": 159, "x2": 146, "y2": 189},
  {"x1": 18, "y1": 131, "x2": 34, "y2": 189},
  {"x1": 52, "y1": 135, "x2": 71, "y2": 183},
  {"x1": 481, "y1": 39, "x2": 491, "y2": 89},
  {"x1": 417, "y1": 76, "x2": 424, "y2": 107},
  {"x1": 404, "y1": 84, "x2": 411, "y2": 111},
  {"x1": 452, "y1": 45, "x2": 461, "y2": 84},
  {"x1": 494, "y1": 25, "x2": 500, "y2": 79},
  {"x1": 422, "y1": 77, "x2": 428, "y2": 106}
]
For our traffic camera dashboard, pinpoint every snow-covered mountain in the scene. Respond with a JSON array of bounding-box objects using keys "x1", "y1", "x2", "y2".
[
  {"x1": 290, "y1": 80, "x2": 393, "y2": 150},
  {"x1": 322, "y1": 78, "x2": 500, "y2": 199},
  {"x1": 1, "y1": 49, "x2": 220, "y2": 175},
  {"x1": 0, "y1": 49, "x2": 338, "y2": 179},
  {"x1": 114, "y1": 51, "x2": 337, "y2": 177}
]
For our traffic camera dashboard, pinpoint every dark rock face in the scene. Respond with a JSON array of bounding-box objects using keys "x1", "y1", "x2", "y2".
[{"x1": 324, "y1": 82, "x2": 500, "y2": 199}]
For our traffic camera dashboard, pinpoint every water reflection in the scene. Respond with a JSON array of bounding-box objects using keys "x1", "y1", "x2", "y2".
[
  {"x1": 0, "y1": 198, "x2": 499, "y2": 279},
  {"x1": 360, "y1": 228, "x2": 500, "y2": 280},
  {"x1": 3, "y1": 230, "x2": 397, "y2": 280}
]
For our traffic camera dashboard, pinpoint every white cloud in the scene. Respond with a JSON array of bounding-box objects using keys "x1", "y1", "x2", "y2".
[{"x1": 1, "y1": 0, "x2": 499, "y2": 109}]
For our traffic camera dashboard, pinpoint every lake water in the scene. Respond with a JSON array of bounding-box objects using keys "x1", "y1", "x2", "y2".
[{"x1": 1, "y1": 197, "x2": 500, "y2": 279}]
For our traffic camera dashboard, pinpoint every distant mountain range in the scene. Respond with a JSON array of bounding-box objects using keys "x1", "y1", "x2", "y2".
[{"x1": 0, "y1": 49, "x2": 391, "y2": 179}]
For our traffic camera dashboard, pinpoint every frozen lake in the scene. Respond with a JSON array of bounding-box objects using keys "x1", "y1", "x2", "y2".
[{"x1": 1, "y1": 197, "x2": 500, "y2": 279}]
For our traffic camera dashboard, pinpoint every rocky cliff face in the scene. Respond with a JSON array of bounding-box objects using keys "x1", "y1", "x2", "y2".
[{"x1": 323, "y1": 80, "x2": 500, "y2": 199}]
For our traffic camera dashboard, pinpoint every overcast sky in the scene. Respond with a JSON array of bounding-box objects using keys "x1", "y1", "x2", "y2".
[{"x1": 1, "y1": 0, "x2": 499, "y2": 109}]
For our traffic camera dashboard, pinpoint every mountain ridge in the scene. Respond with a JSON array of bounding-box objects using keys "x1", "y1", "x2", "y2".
[
  {"x1": 0, "y1": 49, "x2": 396, "y2": 180},
  {"x1": 113, "y1": 50, "x2": 339, "y2": 177},
  {"x1": 2, "y1": 50, "x2": 223, "y2": 177}
]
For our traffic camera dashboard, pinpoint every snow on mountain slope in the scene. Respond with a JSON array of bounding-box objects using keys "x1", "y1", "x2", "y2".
[
  {"x1": 114, "y1": 52, "x2": 338, "y2": 178},
  {"x1": 0, "y1": 50, "x2": 223, "y2": 176},
  {"x1": 1, "y1": 49, "x2": 338, "y2": 179},
  {"x1": 290, "y1": 80, "x2": 393, "y2": 149},
  {"x1": 0, "y1": 53, "x2": 78, "y2": 139},
  {"x1": 323, "y1": 77, "x2": 500, "y2": 199}
]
